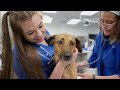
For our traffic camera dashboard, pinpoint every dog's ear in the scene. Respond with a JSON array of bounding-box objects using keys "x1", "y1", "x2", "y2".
[
  {"x1": 75, "y1": 38, "x2": 82, "y2": 53},
  {"x1": 46, "y1": 35, "x2": 56, "y2": 45}
]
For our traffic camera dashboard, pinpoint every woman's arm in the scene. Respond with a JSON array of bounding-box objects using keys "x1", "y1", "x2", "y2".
[
  {"x1": 95, "y1": 75, "x2": 119, "y2": 79},
  {"x1": 48, "y1": 60, "x2": 66, "y2": 79},
  {"x1": 77, "y1": 60, "x2": 90, "y2": 68},
  {"x1": 77, "y1": 73, "x2": 120, "y2": 79},
  {"x1": 49, "y1": 58, "x2": 77, "y2": 79}
]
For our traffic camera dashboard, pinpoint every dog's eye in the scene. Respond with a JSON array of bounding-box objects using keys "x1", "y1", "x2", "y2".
[
  {"x1": 70, "y1": 41, "x2": 75, "y2": 46},
  {"x1": 57, "y1": 40, "x2": 63, "y2": 44}
]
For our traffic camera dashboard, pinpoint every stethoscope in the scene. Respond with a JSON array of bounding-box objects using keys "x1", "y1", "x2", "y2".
[
  {"x1": 81, "y1": 32, "x2": 111, "y2": 67},
  {"x1": 81, "y1": 40, "x2": 105, "y2": 67},
  {"x1": 36, "y1": 44, "x2": 54, "y2": 64}
]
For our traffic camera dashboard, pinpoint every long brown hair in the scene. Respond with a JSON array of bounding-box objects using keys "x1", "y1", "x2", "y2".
[{"x1": 1, "y1": 11, "x2": 45, "y2": 79}]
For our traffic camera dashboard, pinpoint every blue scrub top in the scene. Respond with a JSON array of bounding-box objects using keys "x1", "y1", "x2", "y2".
[
  {"x1": 12, "y1": 30, "x2": 55, "y2": 79},
  {"x1": 88, "y1": 32, "x2": 120, "y2": 77}
]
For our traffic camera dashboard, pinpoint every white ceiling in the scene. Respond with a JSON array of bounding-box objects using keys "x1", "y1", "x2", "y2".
[{"x1": 42, "y1": 11, "x2": 100, "y2": 26}]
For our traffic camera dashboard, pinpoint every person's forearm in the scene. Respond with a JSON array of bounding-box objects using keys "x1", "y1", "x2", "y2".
[
  {"x1": 49, "y1": 61, "x2": 65, "y2": 79},
  {"x1": 95, "y1": 75, "x2": 119, "y2": 79},
  {"x1": 77, "y1": 60, "x2": 90, "y2": 68}
]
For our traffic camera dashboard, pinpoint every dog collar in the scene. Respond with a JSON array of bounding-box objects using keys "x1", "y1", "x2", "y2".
[{"x1": 65, "y1": 64, "x2": 70, "y2": 69}]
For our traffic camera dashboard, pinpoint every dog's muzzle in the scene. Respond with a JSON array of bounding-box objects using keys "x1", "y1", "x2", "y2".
[{"x1": 60, "y1": 52, "x2": 72, "y2": 61}]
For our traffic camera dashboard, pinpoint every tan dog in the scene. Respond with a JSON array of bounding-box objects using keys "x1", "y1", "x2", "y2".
[{"x1": 46, "y1": 33, "x2": 82, "y2": 79}]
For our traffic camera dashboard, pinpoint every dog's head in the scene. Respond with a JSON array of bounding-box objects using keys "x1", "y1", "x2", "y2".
[{"x1": 46, "y1": 33, "x2": 82, "y2": 63}]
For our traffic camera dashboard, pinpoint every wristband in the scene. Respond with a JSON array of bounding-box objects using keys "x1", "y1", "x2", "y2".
[{"x1": 93, "y1": 75, "x2": 95, "y2": 79}]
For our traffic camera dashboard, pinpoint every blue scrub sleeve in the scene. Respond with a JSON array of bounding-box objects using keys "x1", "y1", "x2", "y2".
[
  {"x1": 88, "y1": 32, "x2": 102, "y2": 68},
  {"x1": 117, "y1": 72, "x2": 120, "y2": 78},
  {"x1": 88, "y1": 41, "x2": 97, "y2": 68},
  {"x1": 117, "y1": 63, "x2": 120, "y2": 78}
]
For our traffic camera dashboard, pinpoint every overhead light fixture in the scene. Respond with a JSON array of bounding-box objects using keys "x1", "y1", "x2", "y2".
[
  {"x1": 42, "y1": 11, "x2": 57, "y2": 13},
  {"x1": 83, "y1": 19, "x2": 90, "y2": 26},
  {"x1": 43, "y1": 15, "x2": 53, "y2": 23},
  {"x1": 67, "y1": 19, "x2": 81, "y2": 25},
  {"x1": 81, "y1": 11, "x2": 99, "y2": 16}
]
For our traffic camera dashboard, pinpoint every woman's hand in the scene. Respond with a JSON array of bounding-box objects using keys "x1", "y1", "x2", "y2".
[
  {"x1": 77, "y1": 73, "x2": 93, "y2": 79},
  {"x1": 72, "y1": 48, "x2": 79, "y2": 61}
]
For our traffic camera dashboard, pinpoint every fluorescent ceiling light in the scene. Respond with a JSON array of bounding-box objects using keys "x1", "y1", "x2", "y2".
[
  {"x1": 43, "y1": 15, "x2": 53, "y2": 23},
  {"x1": 42, "y1": 11, "x2": 57, "y2": 13},
  {"x1": 81, "y1": 11, "x2": 99, "y2": 16},
  {"x1": 67, "y1": 19, "x2": 81, "y2": 25}
]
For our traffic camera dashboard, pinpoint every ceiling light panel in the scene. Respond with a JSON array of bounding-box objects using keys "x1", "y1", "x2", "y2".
[
  {"x1": 81, "y1": 11, "x2": 99, "y2": 16},
  {"x1": 67, "y1": 19, "x2": 81, "y2": 25},
  {"x1": 43, "y1": 15, "x2": 53, "y2": 23}
]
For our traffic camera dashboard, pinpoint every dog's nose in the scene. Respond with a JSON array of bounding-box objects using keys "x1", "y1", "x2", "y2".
[{"x1": 63, "y1": 52, "x2": 71, "y2": 61}]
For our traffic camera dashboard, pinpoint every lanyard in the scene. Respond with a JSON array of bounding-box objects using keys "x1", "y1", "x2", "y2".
[{"x1": 36, "y1": 45, "x2": 53, "y2": 62}]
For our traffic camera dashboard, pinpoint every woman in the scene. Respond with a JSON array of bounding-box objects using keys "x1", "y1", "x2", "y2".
[
  {"x1": 77, "y1": 11, "x2": 120, "y2": 79},
  {"x1": 1, "y1": 11, "x2": 78, "y2": 79}
]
